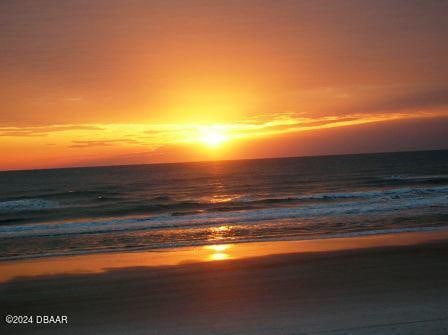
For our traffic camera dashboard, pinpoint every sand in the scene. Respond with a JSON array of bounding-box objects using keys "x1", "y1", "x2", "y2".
[{"x1": 1, "y1": 232, "x2": 448, "y2": 334}]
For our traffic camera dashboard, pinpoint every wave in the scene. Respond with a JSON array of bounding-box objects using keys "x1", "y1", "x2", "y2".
[
  {"x1": 0, "y1": 199, "x2": 60, "y2": 212},
  {"x1": 382, "y1": 174, "x2": 448, "y2": 183},
  {"x1": 2, "y1": 184, "x2": 448, "y2": 218},
  {"x1": 1, "y1": 185, "x2": 447, "y2": 239}
]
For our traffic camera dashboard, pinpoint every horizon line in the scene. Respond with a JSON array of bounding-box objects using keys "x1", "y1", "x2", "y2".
[{"x1": 2, "y1": 148, "x2": 447, "y2": 173}]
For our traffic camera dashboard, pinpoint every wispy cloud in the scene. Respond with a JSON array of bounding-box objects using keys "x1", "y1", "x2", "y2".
[
  {"x1": 1, "y1": 110, "x2": 446, "y2": 150},
  {"x1": 70, "y1": 139, "x2": 141, "y2": 148},
  {"x1": 359, "y1": 88, "x2": 448, "y2": 114},
  {"x1": 0, "y1": 125, "x2": 103, "y2": 137}
]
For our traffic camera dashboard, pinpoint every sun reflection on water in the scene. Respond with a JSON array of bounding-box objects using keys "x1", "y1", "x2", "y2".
[
  {"x1": 207, "y1": 225, "x2": 233, "y2": 243},
  {"x1": 208, "y1": 195, "x2": 237, "y2": 203}
]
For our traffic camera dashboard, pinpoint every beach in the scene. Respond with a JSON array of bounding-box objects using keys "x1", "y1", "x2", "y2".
[{"x1": 2, "y1": 231, "x2": 448, "y2": 334}]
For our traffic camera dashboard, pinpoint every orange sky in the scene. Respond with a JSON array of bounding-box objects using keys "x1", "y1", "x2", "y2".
[{"x1": 1, "y1": 0, "x2": 447, "y2": 170}]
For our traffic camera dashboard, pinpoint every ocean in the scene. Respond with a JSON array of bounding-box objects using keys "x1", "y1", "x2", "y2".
[{"x1": 1, "y1": 150, "x2": 448, "y2": 260}]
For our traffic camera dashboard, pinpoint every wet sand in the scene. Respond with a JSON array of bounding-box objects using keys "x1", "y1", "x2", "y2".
[{"x1": 1, "y1": 231, "x2": 448, "y2": 334}]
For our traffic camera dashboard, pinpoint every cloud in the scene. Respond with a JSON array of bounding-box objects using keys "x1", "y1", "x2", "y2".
[
  {"x1": 137, "y1": 110, "x2": 448, "y2": 145},
  {"x1": 0, "y1": 125, "x2": 103, "y2": 137},
  {"x1": 70, "y1": 139, "x2": 141, "y2": 148},
  {"x1": 363, "y1": 88, "x2": 448, "y2": 113},
  {"x1": 2, "y1": 110, "x2": 447, "y2": 151},
  {"x1": 321, "y1": 86, "x2": 448, "y2": 117}
]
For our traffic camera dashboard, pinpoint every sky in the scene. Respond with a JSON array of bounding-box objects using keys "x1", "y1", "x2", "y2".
[{"x1": 1, "y1": 0, "x2": 447, "y2": 170}]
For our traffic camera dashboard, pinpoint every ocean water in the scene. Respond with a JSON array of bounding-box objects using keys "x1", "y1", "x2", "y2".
[{"x1": 1, "y1": 150, "x2": 448, "y2": 260}]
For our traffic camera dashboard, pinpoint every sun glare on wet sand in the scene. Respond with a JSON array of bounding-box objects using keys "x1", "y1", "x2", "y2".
[{"x1": 205, "y1": 244, "x2": 232, "y2": 261}]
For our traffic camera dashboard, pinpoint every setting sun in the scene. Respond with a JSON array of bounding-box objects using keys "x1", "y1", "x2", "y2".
[{"x1": 198, "y1": 126, "x2": 229, "y2": 147}]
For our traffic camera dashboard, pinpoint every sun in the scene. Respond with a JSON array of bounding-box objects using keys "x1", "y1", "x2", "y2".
[{"x1": 198, "y1": 126, "x2": 229, "y2": 147}]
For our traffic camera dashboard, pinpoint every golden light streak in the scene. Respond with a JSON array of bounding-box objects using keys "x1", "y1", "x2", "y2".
[{"x1": 0, "y1": 110, "x2": 446, "y2": 170}]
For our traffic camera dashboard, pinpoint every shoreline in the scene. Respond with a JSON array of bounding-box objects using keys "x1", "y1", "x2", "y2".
[
  {"x1": 3, "y1": 225, "x2": 448, "y2": 263},
  {"x1": 2, "y1": 229, "x2": 448, "y2": 284}
]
